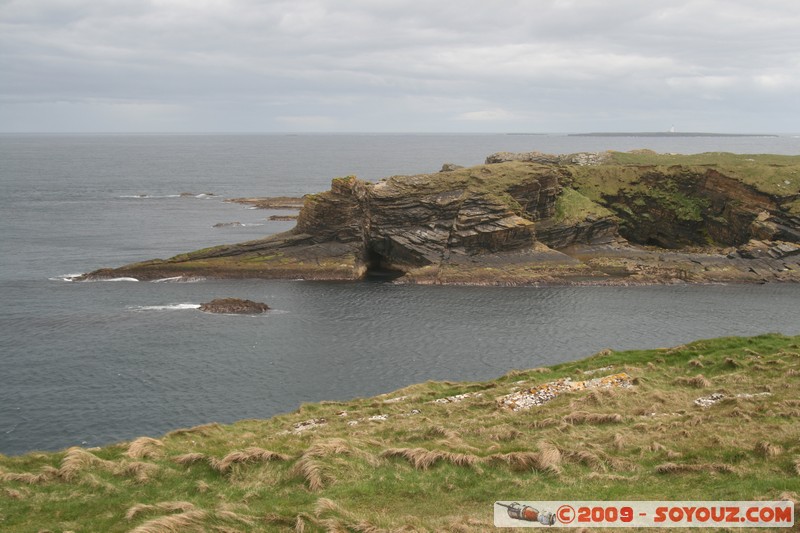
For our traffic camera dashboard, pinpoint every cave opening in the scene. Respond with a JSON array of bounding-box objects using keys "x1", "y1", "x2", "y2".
[{"x1": 364, "y1": 245, "x2": 405, "y2": 281}]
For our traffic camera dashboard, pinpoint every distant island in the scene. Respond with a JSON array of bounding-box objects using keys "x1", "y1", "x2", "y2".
[{"x1": 569, "y1": 132, "x2": 779, "y2": 137}]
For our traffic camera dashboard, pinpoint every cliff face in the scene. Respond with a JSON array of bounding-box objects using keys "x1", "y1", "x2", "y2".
[
  {"x1": 295, "y1": 163, "x2": 568, "y2": 273},
  {"x1": 83, "y1": 151, "x2": 800, "y2": 285}
]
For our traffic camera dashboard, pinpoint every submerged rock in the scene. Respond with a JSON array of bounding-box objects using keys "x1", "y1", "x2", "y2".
[
  {"x1": 199, "y1": 298, "x2": 270, "y2": 314},
  {"x1": 213, "y1": 222, "x2": 244, "y2": 228}
]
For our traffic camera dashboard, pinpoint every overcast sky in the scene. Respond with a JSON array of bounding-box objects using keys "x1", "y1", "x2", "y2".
[{"x1": 1, "y1": 0, "x2": 799, "y2": 133}]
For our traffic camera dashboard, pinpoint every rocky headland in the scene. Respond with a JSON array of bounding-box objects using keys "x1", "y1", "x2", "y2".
[{"x1": 82, "y1": 150, "x2": 800, "y2": 285}]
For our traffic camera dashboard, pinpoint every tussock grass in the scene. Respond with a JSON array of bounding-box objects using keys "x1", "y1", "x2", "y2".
[
  {"x1": 211, "y1": 447, "x2": 290, "y2": 474},
  {"x1": 293, "y1": 454, "x2": 327, "y2": 491},
  {"x1": 655, "y1": 462, "x2": 735, "y2": 474},
  {"x1": 58, "y1": 447, "x2": 116, "y2": 482},
  {"x1": 129, "y1": 509, "x2": 208, "y2": 533},
  {"x1": 165, "y1": 422, "x2": 222, "y2": 437},
  {"x1": 126, "y1": 501, "x2": 197, "y2": 521},
  {"x1": 563, "y1": 411, "x2": 624, "y2": 425},
  {"x1": 292, "y1": 438, "x2": 376, "y2": 491},
  {"x1": 3, "y1": 334, "x2": 800, "y2": 531},
  {"x1": 754, "y1": 441, "x2": 783, "y2": 458},
  {"x1": 126, "y1": 437, "x2": 165, "y2": 460},
  {"x1": 673, "y1": 374, "x2": 712, "y2": 388},
  {"x1": 119, "y1": 461, "x2": 160, "y2": 483},
  {"x1": 563, "y1": 449, "x2": 606, "y2": 470},
  {"x1": 381, "y1": 448, "x2": 481, "y2": 471},
  {"x1": 2, "y1": 487, "x2": 26, "y2": 499},
  {"x1": 172, "y1": 452, "x2": 206, "y2": 466},
  {"x1": 489, "y1": 442, "x2": 562, "y2": 474},
  {"x1": 1, "y1": 466, "x2": 58, "y2": 485}
]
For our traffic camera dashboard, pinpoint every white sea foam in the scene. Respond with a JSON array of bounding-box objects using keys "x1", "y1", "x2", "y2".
[
  {"x1": 129, "y1": 303, "x2": 201, "y2": 311},
  {"x1": 49, "y1": 273, "x2": 84, "y2": 282},
  {"x1": 118, "y1": 194, "x2": 181, "y2": 199},
  {"x1": 151, "y1": 276, "x2": 206, "y2": 283}
]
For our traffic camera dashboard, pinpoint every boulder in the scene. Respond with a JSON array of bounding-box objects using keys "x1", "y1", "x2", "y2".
[{"x1": 199, "y1": 298, "x2": 270, "y2": 314}]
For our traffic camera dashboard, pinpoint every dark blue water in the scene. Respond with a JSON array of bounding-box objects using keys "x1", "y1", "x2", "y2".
[{"x1": 2, "y1": 133, "x2": 799, "y2": 456}]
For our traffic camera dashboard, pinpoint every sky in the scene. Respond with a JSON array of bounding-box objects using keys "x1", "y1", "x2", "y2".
[{"x1": 1, "y1": 0, "x2": 799, "y2": 133}]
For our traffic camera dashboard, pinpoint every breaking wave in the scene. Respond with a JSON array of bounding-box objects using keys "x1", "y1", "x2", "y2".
[
  {"x1": 129, "y1": 303, "x2": 201, "y2": 312},
  {"x1": 118, "y1": 194, "x2": 181, "y2": 199},
  {"x1": 151, "y1": 276, "x2": 206, "y2": 283},
  {"x1": 49, "y1": 273, "x2": 84, "y2": 282}
]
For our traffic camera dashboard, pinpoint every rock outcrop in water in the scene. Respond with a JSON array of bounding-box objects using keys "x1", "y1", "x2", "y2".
[
  {"x1": 83, "y1": 151, "x2": 800, "y2": 285},
  {"x1": 199, "y1": 298, "x2": 270, "y2": 314}
]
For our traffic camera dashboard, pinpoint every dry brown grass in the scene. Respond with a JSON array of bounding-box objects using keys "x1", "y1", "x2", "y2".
[
  {"x1": 211, "y1": 447, "x2": 290, "y2": 474},
  {"x1": 563, "y1": 450, "x2": 605, "y2": 470},
  {"x1": 0, "y1": 466, "x2": 58, "y2": 485},
  {"x1": 381, "y1": 448, "x2": 481, "y2": 471},
  {"x1": 586, "y1": 472, "x2": 632, "y2": 482},
  {"x1": 655, "y1": 462, "x2": 735, "y2": 474},
  {"x1": 793, "y1": 457, "x2": 800, "y2": 475},
  {"x1": 724, "y1": 357, "x2": 742, "y2": 368},
  {"x1": 58, "y1": 447, "x2": 116, "y2": 482},
  {"x1": 129, "y1": 510, "x2": 208, "y2": 533},
  {"x1": 165, "y1": 422, "x2": 222, "y2": 438},
  {"x1": 754, "y1": 441, "x2": 783, "y2": 458},
  {"x1": 530, "y1": 418, "x2": 558, "y2": 429},
  {"x1": 172, "y1": 453, "x2": 207, "y2": 466},
  {"x1": 563, "y1": 412, "x2": 624, "y2": 425},
  {"x1": 126, "y1": 501, "x2": 197, "y2": 521},
  {"x1": 303, "y1": 438, "x2": 352, "y2": 458},
  {"x1": 293, "y1": 455, "x2": 327, "y2": 491},
  {"x1": 688, "y1": 359, "x2": 704, "y2": 368},
  {"x1": 489, "y1": 442, "x2": 562, "y2": 474},
  {"x1": 673, "y1": 375, "x2": 712, "y2": 388},
  {"x1": 126, "y1": 437, "x2": 165, "y2": 459},
  {"x1": 2, "y1": 487, "x2": 26, "y2": 499},
  {"x1": 119, "y1": 461, "x2": 160, "y2": 483},
  {"x1": 291, "y1": 439, "x2": 378, "y2": 492}
]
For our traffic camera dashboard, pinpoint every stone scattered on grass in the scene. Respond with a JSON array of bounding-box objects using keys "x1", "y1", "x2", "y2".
[
  {"x1": 498, "y1": 373, "x2": 633, "y2": 411},
  {"x1": 693, "y1": 391, "x2": 772, "y2": 408},
  {"x1": 431, "y1": 392, "x2": 483, "y2": 404},
  {"x1": 292, "y1": 418, "x2": 327, "y2": 433}
]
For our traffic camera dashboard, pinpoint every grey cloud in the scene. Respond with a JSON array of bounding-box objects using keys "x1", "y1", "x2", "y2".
[{"x1": 1, "y1": 0, "x2": 799, "y2": 132}]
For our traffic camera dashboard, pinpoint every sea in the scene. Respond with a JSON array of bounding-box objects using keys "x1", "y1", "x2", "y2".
[{"x1": 2, "y1": 133, "x2": 800, "y2": 456}]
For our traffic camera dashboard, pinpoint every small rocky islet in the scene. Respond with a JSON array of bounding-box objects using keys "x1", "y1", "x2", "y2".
[
  {"x1": 82, "y1": 150, "x2": 800, "y2": 285},
  {"x1": 198, "y1": 298, "x2": 270, "y2": 314}
]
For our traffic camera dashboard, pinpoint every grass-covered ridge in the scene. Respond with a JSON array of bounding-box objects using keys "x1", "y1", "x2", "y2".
[
  {"x1": 607, "y1": 150, "x2": 800, "y2": 197},
  {"x1": 2, "y1": 334, "x2": 799, "y2": 531}
]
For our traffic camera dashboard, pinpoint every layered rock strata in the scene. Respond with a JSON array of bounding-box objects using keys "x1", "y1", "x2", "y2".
[{"x1": 82, "y1": 152, "x2": 800, "y2": 285}]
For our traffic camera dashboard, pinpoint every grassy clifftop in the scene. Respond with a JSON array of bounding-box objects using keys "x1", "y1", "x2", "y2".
[{"x1": 2, "y1": 334, "x2": 799, "y2": 531}]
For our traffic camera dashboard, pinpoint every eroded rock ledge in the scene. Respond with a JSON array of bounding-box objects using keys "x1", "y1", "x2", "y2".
[{"x1": 82, "y1": 151, "x2": 800, "y2": 285}]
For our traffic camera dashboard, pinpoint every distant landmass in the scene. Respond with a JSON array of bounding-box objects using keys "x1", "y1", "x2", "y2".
[{"x1": 569, "y1": 132, "x2": 778, "y2": 138}]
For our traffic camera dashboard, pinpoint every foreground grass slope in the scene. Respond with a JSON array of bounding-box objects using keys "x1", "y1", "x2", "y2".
[{"x1": 2, "y1": 334, "x2": 799, "y2": 532}]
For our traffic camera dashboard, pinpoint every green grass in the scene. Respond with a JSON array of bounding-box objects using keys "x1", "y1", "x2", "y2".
[
  {"x1": 607, "y1": 151, "x2": 800, "y2": 197},
  {"x1": 553, "y1": 187, "x2": 613, "y2": 224},
  {"x1": 2, "y1": 334, "x2": 799, "y2": 531}
]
